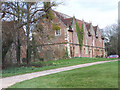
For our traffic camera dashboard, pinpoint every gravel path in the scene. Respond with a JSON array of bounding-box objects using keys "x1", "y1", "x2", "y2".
[{"x1": 1, "y1": 60, "x2": 118, "y2": 89}]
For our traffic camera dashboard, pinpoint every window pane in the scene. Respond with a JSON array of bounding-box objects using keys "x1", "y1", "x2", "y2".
[{"x1": 56, "y1": 30, "x2": 60, "y2": 36}]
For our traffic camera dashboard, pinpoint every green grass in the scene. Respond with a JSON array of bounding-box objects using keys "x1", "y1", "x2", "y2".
[
  {"x1": 9, "y1": 61, "x2": 118, "y2": 88},
  {"x1": 2, "y1": 57, "x2": 117, "y2": 77}
]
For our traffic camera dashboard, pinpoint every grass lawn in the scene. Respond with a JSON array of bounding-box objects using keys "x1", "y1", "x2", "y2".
[
  {"x1": 2, "y1": 57, "x2": 117, "y2": 77},
  {"x1": 9, "y1": 61, "x2": 118, "y2": 88}
]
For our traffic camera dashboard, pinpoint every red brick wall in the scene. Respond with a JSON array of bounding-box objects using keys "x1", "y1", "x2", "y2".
[
  {"x1": 34, "y1": 12, "x2": 106, "y2": 59},
  {"x1": 37, "y1": 15, "x2": 66, "y2": 44},
  {"x1": 33, "y1": 13, "x2": 68, "y2": 61}
]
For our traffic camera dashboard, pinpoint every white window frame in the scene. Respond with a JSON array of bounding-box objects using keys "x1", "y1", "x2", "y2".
[
  {"x1": 99, "y1": 49, "x2": 101, "y2": 54},
  {"x1": 75, "y1": 46, "x2": 79, "y2": 54},
  {"x1": 85, "y1": 47, "x2": 88, "y2": 54},
  {"x1": 86, "y1": 39, "x2": 87, "y2": 45},
  {"x1": 99, "y1": 39, "x2": 102, "y2": 43},
  {"x1": 55, "y1": 29, "x2": 61, "y2": 36},
  {"x1": 65, "y1": 32, "x2": 67, "y2": 40}
]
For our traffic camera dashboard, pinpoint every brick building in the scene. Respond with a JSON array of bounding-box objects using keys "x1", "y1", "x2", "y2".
[{"x1": 33, "y1": 10, "x2": 106, "y2": 61}]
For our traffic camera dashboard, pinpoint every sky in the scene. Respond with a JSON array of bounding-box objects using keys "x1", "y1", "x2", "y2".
[{"x1": 54, "y1": 0, "x2": 119, "y2": 29}]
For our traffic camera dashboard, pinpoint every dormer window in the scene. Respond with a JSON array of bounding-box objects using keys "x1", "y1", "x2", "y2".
[
  {"x1": 88, "y1": 31, "x2": 92, "y2": 37},
  {"x1": 68, "y1": 25, "x2": 73, "y2": 32},
  {"x1": 69, "y1": 25, "x2": 72, "y2": 30},
  {"x1": 96, "y1": 34, "x2": 98, "y2": 38},
  {"x1": 101, "y1": 36, "x2": 104, "y2": 40}
]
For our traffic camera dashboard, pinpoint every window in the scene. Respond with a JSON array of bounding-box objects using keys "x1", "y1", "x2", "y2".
[
  {"x1": 99, "y1": 38, "x2": 101, "y2": 42},
  {"x1": 55, "y1": 30, "x2": 61, "y2": 36},
  {"x1": 99, "y1": 49, "x2": 101, "y2": 54},
  {"x1": 65, "y1": 33, "x2": 67, "y2": 38},
  {"x1": 86, "y1": 39, "x2": 87, "y2": 45},
  {"x1": 85, "y1": 47, "x2": 88, "y2": 54},
  {"x1": 75, "y1": 46, "x2": 79, "y2": 54},
  {"x1": 65, "y1": 32, "x2": 67, "y2": 40}
]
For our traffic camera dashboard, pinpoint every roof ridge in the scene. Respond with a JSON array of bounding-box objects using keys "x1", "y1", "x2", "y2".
[{"x1": 53, "y1": 10, "x2": 72, "y2": 19}]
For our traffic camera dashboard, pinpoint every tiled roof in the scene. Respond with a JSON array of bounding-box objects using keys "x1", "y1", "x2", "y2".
[
  {"x1": 53, "y1": 10, "x2": 71, "y2": 19},
  {"x1": 76, "y1": 19, "x2": 82, "y2": 28},
  {"x1": 85, "y1": 22, "x2": 91, "y2": 31},
  {"x1": 62, "y1": 18, "x2": 73, "y2": 26},
  {"x1": 54, "y1": 10, "x2": 84, "y2": 28},
  {"x1": 93, "y1": 26, "x2": 98, "y2": 35},
  {"x1": 93, "y1": 26, "x2": 97, "y2": 31},
  {"x1": 53, "y1": 10, "x2": 73, "y2": 26},
  {"x1": 54, "y1": 10, "x2": 102, "y2": 36},
  {"x1": 53, "y1": 11, "x2": 65, "y2": 21}
]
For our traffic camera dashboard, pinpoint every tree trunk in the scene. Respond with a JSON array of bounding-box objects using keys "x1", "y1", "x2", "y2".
[
  {"x1": 26, "y1": 2, "x2": 31, "y2": 65},
  {"x1": 16, "y1": 2, "x2": 21, "y2": 66},
  {"x1": 80, "y1": 47, "x2": 82, "y2": 57},
  {"x1": 17, "y1": 37, "x2": 21, "y2": 65}
]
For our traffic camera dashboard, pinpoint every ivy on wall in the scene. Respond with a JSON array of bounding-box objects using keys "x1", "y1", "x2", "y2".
[
  {"x1": 75, "y1": 19, "x2": 84, "y2": 50},
  {"x1": 69, "y1": 25, "x2": 72, "y2": 29},
  {"x1": 52, "y1": 23, "x2": 61, "y2": 31}
]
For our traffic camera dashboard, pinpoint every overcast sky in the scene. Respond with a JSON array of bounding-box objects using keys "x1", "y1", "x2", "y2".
[{"x1": 54, "y1": 0, "x2": 119, "y2": 29}]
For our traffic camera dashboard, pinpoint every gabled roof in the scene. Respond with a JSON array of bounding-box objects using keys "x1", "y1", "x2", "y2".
[
  {"x1": 53, "y1": 11, "x2": 65, "y2": 21},
  {"x1": 53, "y1": 10, "x2": 71, "y2": 20},
  {"x1": 75, "y1": 19, "x2": 82, "y2": 29},
  {"x1": 53, "y1": 10, "x2": 73, "y2": 26},
  {"x1": 62, "y1": 18, "x2": 73, "y2": 26},
  {"x1": 93, "y1": 26, "x2": 97, "y2": 31},
  {"x1": 85, "y1": 22, "x2": 91, "y2": 31},
  {"x1": 54, "y1": 10, "x2": 84, "y2": 28},
  {"x1": 93, "y1": 26, "x2": 98, "y2": 35},
  {"x1": 54, "y1": 10, "x2": 102, "y2": 36}
]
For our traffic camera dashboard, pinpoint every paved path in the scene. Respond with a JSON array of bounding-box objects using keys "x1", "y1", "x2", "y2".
[{"x1": 1, "y1": 60, "x2": 118, "y2": 89}]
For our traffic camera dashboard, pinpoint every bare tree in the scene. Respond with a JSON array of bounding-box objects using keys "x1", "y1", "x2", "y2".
[
  {"x1": 103, "y1": 24, "x2": 118, "y2": 55},
  {"x1": 1, "y1": 1, "x2": 58, "y2": 65}
]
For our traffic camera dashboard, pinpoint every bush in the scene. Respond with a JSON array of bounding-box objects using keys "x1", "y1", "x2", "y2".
[
  {"x1": 39, "y1": 58, "x2": 44, "y2": 61},
  {"x1": 96, "y1": 55, "x2": 101, "y2": 58},
  {"x1": 101, "y1": 55, "x2": 103, "y2": 58}
]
